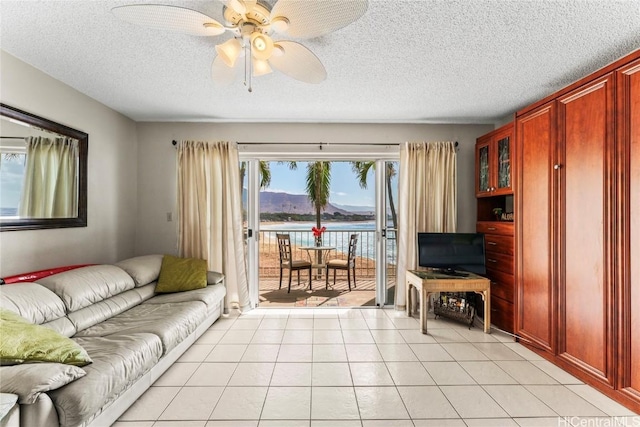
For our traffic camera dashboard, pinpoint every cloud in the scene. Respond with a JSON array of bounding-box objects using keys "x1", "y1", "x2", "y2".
[{"x1": 331, "y1": 191, "x2": 348, "y2": 196}]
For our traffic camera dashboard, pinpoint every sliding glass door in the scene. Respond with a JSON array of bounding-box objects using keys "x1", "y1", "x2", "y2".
[
  {"x1": 240, "y1": 156, "x2": 398, "y2": 308},
  {"x1": 375, "y1": 160, "x2": 399, "y2": 307}
]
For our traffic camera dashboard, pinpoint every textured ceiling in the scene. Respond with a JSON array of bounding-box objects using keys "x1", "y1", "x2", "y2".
[{"x1": 1, "y1": 0, "x2": 640, "y2": 124}]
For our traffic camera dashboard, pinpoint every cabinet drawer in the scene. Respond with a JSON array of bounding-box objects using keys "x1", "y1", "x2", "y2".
[
  {"x1": 485, "y1": 252, "x2": 514, "y2": 275},
  {"x1": 477, "y1": 221, "x2": 514, "y2": 236},
  {"x1": 484, "y1": 234, "x2": 514, "y2": 256},
  {"x1": 490, "y1": 295, "x2": 514, "y2": 334},
  {"x1": 488, "y1": 270, "x2": 514, "y2": 303}
]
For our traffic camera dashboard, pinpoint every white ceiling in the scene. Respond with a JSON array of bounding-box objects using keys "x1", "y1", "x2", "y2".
[{"x1": 1, "y1": 0, "x2": 639, "y2": 124}]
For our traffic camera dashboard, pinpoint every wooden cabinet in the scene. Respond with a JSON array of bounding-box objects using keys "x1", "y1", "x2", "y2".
[
  {"x1": 556, "y1": 74, "x2": 616, "y2": 386},
  {"x1": 515, "y1": 49, "x2": 640, "y2": 413},
  {"x1": 475, "y1": 123, "x2": 513, "y2": 197},
  {"x1": 475, "y1": 122, "x2": 515, "y2": 334},
  {"x1": 515, "y1": 102, "x2": 556, "y2": 351},
  {"x1": 477, "y1": 221, "x2": 514, "y2": 333},
  {"x1": 616, "y1": 57, "x2": 640, "y2": 409}
]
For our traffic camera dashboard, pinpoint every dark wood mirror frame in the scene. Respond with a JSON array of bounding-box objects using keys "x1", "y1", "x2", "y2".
[{"x1": 0, "y1": 103, "x2": 88, "y2": 231}]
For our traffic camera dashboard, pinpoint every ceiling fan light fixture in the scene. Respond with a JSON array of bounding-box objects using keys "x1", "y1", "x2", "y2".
[
  {"x1": 252, "y1": 59, "x2": 272, "y2": 76},
  {"x1": 271, "y1": 16, "x2": 289, "y2": 33},
  {"x1": 215, "y1": 38, "x2": 243, "y2": 67},
  {"x1": 250, "y1": 32, "x2": 274, "y2": 60}
]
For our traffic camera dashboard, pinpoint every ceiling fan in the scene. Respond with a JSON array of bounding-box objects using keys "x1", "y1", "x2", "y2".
[{"x1": 112, "y1": 0, "x2": 368, "y2": 91}]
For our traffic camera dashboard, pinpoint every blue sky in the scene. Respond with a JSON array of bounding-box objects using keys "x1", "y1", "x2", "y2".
[
  {"x1": 264, "y1": 161, "x2": 392, "y2": 208},
  {"x1": 0, "y1": 154, "x2": 25, "y2": 209}
]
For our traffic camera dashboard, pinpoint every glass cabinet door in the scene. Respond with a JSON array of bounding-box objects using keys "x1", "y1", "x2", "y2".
[
  {"x1": 496, "y1": 136, "x2": 511, "y2": 190},
  {"x1": 478, "y1": 144, "x2": 490, "y2": 193}
]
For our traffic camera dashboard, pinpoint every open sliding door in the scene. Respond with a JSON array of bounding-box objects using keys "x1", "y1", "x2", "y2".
[
  {"x1": 242, "y1": 160, "x2": 260, "y2": 309},
  {"x1": 239, "y1": 146, "x2": 399, "y2": 308}
]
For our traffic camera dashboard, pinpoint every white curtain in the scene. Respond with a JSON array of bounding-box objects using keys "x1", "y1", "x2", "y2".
[
  {"x1": 395, "y1": 141, "x2": 457, "y2": 308},
  {"x1": 177, "y1": 140, "x2": 250, "y2": 311},
  {"x1": 19, "y1": 136, "x2": 78, "y2": 218}
]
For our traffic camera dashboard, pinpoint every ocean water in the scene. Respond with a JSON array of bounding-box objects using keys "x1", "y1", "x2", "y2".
[
  {"x1": 0, "y1": 207, "x2": 18, "y2": 216},
  {"x1": 260, "y1": 221, "x2": 397, "y2": 263}
]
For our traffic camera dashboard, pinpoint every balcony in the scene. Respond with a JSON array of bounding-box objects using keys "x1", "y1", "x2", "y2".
[{"x1": 257, "y1": 228, "x2": 396, "y2": 307}]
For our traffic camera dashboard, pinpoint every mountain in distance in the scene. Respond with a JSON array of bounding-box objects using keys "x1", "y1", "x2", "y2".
[
  {"x1": 332, "y1": 203, "x2": 375, "y2": 215},
  {"x1": 260, "y1": 191, "x2": 351, "y2": 215}
]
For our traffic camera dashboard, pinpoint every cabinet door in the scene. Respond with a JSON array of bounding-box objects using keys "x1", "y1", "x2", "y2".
[
  {"x1": 618, "y1": 58, "x2": 640, "y2": 406},
  {"x1": 493, "y1": 128, "x2": 513, "y2": 195},
  {"x1": 476, "y1": 136, "x2": 492, "y2": 197},
  {"x1": 515, "y1": 102, "x2": 556, "y2": 353},
  {"x1": 557, "y1": 74, "x2": 615, "y2": 386}
]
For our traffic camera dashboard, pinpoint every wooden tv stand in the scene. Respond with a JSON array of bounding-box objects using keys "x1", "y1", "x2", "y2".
[{"x1": 405, "y1": 269, "x2": 491, "y2": 334}]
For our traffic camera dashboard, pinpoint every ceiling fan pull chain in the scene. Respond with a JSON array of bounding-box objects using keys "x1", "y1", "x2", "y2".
[{"x1": 248, "y1": 43, "x2": 253, "y2": 93}]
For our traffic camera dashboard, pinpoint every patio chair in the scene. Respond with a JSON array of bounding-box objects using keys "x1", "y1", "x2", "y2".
[
  {"x1": 325, "y1": 233, "x2": 358, "y2": 291},
  {"x1": 276, "y1": 233, "x2": 312, "y2": 293}
]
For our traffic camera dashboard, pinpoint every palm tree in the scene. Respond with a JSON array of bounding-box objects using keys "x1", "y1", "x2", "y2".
[
  {"x1": 350, "y1": 161, "x2": 398, "y2": 230},
  {"x1": 305, "y1": 161, "x2": 331, "y2": 246},
  {"x1": 240, "y1": 161, "x2": 298, "y2": 191},
  {"x1": 239, "y1": 161, "x2": 272, "y2": 190}
]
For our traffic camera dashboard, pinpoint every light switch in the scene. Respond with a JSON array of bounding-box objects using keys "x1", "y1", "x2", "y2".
[{"x1": 166, "y1": 212, "x2": 173, "y2": 222}]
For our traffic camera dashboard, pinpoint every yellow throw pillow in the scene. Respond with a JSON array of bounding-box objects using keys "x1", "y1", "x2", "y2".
[
  {"x1": 155, "y1": 255, "x2": 208, "y2": 293},
  {"x1": 0, "y1": 309, "x2": 92, "y2": 366}
]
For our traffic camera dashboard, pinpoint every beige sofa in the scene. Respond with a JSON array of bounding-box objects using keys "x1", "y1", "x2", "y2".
[{"x1": 0, "y1": 255, "x2": 226, "y2": 427}]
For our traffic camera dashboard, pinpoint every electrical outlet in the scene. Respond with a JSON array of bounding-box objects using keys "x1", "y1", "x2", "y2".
[{"x1": 166, "y1": 212, "x2": 172, "y2": 222}]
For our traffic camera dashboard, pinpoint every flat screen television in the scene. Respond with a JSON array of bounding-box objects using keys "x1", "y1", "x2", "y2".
[{"x1": 417, "y1": 232, "x2": 486, "y2": 276}]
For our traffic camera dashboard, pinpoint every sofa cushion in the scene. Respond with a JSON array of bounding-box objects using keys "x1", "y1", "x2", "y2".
[
  {"x1": 66, "y1": 287, "x2": 146, "y2": 333},
  {"x1": 49, "y1": 333, "x2": 163, "y2": 427},
  {"x1": 74, "y1": 302, "x2": 207, "y2": 354},
  {"x1": 155, "y1": 255, "x2": 207, "y2": 293},
  {"x1": 0, "y1": 283, "x2": 66, "y2": 325},
  {"x1": 38, "y1": 265, "x2": 135, "y2": 312},
  {"x1": 0, "y1": 309, "x2": 91, "y2": 366},
  {"x1": 134, "y1": 282, "x2": 157, "y2": 301},
  {"x1": 0, "y1": 363, "x2": 86, "y2": 404},
  {"x1": 145, "y1": 282, "x2": 226, "y2": 311},
  {"x1": 115, "y1": 254, "x2": 163, "y2": 287}
]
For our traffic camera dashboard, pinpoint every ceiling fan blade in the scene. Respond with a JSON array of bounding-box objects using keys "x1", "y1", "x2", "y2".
[
  {"x1": 269, "y1": 41, "x2": 326, "y2": 84},
  {"x1": 112, "y1": 5, "x2": 225, "y2": 36},
  {"x1": 270, "y1": 0, "x2": 368, "y2": 38},
  {"x1": 212, "y1": 55, "x2": 241, "y2": 86},
  {"x1": 217, "y1": 0, "x2": 257, "y2": 15}
]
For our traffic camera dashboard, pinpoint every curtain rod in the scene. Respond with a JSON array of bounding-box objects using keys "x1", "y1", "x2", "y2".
[
  {"x1": 171, "y1": 140, "x2": 458, "y2": 147},
  {"x1": 0, "y1": 136, "x2": 26, "y2": 139}
]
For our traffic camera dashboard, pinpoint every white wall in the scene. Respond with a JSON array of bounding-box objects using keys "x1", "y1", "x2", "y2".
[
  {"x1": 134, "y1": 122, "x2": 493, "y2": 255},
  {"x1": 0, "y1": 51, "x2": 139, "y2": 276},
  {"x1": 0, "y1": 51, "x2": 494, "y2": 273}
]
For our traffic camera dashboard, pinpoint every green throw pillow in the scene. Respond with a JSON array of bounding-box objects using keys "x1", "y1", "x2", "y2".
[
  {"x1": 155, "y1": 255, "x2": 208, "y2": 293},
  {"x1": 0, "y1": 309, "x2": 92, "y2": 367}
]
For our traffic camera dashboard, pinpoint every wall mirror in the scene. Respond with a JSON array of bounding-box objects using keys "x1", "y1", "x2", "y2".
[{"x1": 0, "y1": 103, "x2": 87, "y2": 231}]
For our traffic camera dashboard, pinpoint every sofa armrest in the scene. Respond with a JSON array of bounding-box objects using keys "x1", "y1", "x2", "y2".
[
  {"x1": 0, "y1": 394, "x2": 19, "y2": 427},
  {"x1": 207, "y1": 271, "x2": 224, "y2": 286}
]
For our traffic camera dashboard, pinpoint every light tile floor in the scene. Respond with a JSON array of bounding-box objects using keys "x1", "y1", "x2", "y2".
[{"x1": 115, "y1": 308, "x2": 639, "y2": 427}]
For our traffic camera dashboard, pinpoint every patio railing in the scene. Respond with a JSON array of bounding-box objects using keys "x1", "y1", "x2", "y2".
[{"x1": 258, "y1": 228, "x2": 397, "y2": 279}]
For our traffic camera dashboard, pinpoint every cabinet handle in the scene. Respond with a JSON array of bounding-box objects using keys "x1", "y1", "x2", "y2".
[
  {"x1": 487, "y1": 227, "x2": 496, "y2": 231},
  {"x1": 554, "y1": 164, "x2": 562, "y2": 170},
  {"x1": 487, "y1": 241, "x2": 498, "y2": 246},
  {"x1": 487, "y1": 259, "x2": 498, "y2": 263}
]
